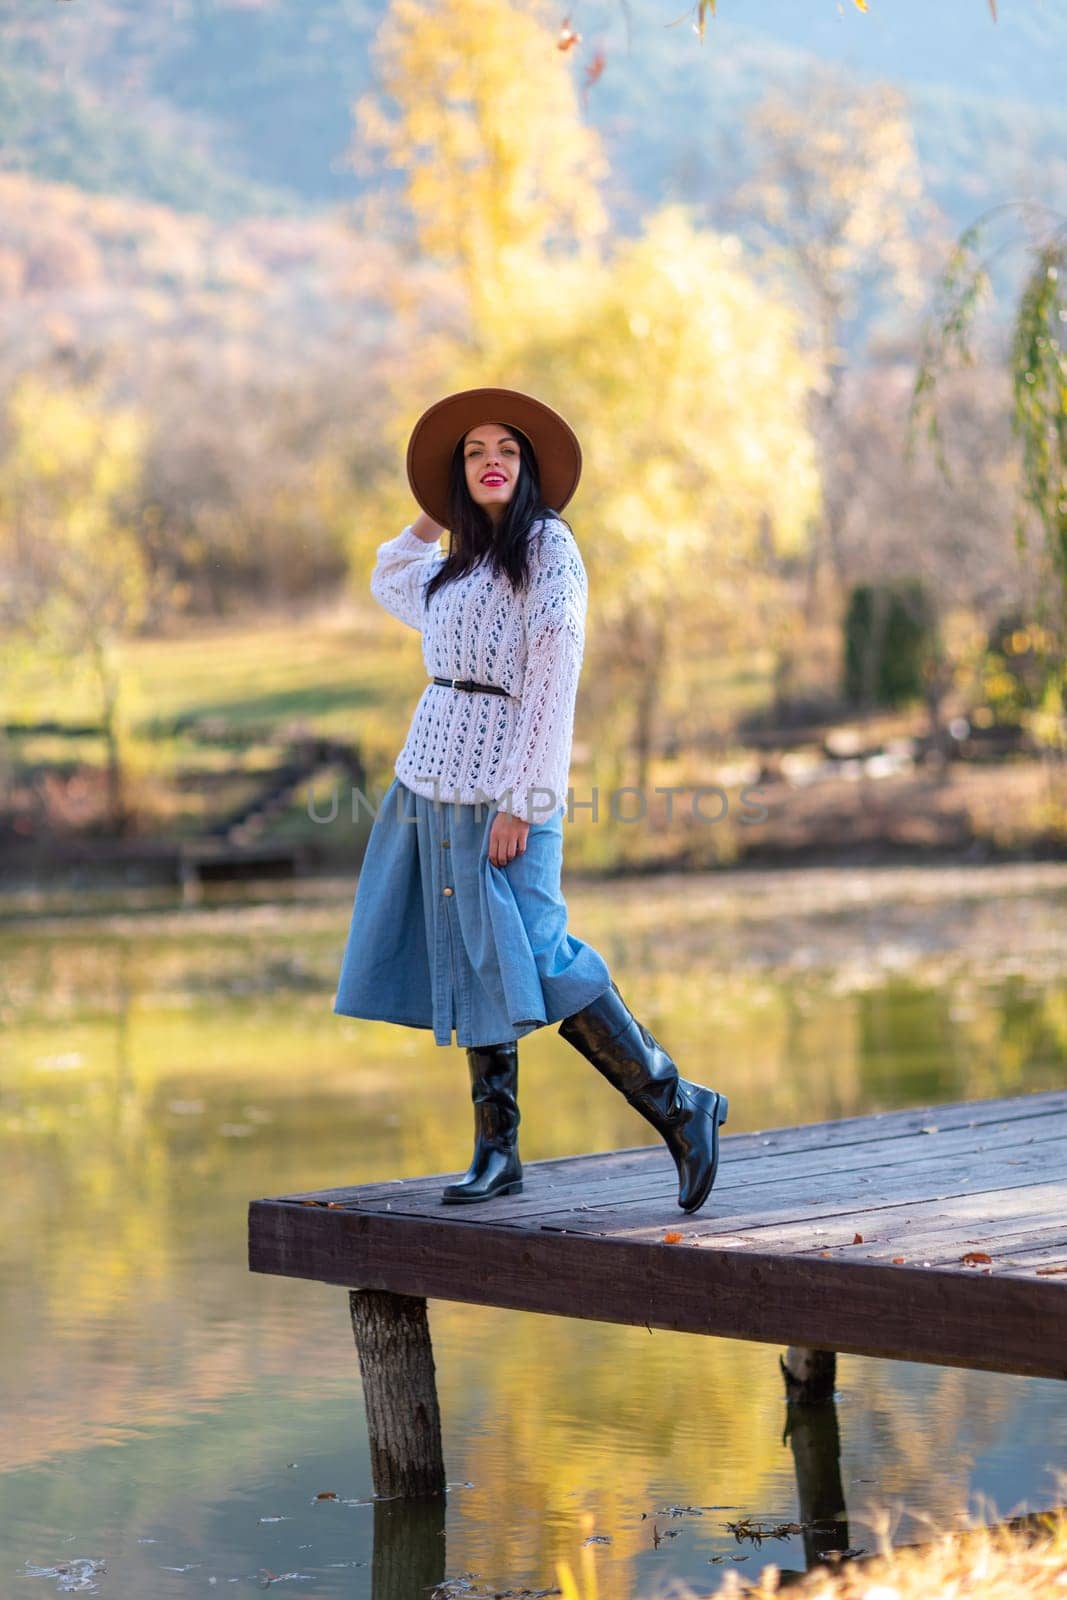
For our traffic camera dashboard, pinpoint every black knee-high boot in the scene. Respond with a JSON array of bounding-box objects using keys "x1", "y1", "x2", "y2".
[
  {"x1": 440, "y1": 1040, "x2": 523, "y2": 1204},
  {"x1": 558, "y1": 979, "x2": 728, "y2": 1213}
]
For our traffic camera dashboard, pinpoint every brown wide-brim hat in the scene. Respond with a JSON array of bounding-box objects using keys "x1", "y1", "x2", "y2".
[{"x1": 406, "y1": 386, "x2": 582, "y2": 530}]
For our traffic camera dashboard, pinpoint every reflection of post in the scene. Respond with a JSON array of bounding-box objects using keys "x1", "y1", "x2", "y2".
[
  {"x1": 349, "y1": 1290, "x2": 446, "y2": 1497},
  {"x1": 781, "y1": 1346, "x2": 836, "y2": 1404},
  {"x1": 780, "y1": 1348, "x2": 850, "y2": 1569},
  {"x1": 372, "y1": 1493, "x2": 447, "y2": 1600}
]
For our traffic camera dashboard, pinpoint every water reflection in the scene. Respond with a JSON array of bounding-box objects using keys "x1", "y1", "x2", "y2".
[
  {"x1": 370, "y1": 1495, "x2": 446, "y2": 1599},
  {"x1": 1, "y1": 867, "x2": 1065, "y2": 1597}
]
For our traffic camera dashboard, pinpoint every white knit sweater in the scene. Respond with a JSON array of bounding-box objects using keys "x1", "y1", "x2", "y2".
[{"x1": 369, "y1": 515, "x2": 587, "y2": 822}]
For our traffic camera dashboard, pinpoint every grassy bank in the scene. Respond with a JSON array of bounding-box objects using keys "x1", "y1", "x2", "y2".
[{"x1": 3, "y1": 600, "x2": 1064, "y2": 876}]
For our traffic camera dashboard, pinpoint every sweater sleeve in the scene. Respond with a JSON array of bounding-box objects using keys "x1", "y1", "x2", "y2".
[
  {"x1": 369, "y1": 523, "x2": 444, "y2": 631},
  {"x1": 492, "y1": 522, "x2": 587, "y2": 823}
]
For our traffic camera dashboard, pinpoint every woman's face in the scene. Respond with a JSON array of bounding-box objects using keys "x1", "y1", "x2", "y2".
[{"x1": 463, "y1": 421, "x2": 522, "y2": 521}]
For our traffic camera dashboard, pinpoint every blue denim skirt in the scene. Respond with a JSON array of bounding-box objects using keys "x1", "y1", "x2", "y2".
[{"x1": 332, "y1": 775, "x2": 613, "y2": 1048}]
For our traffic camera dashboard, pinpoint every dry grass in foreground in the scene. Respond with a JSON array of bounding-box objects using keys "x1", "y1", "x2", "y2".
[
  {"x1": 553, "y1": 1498, "x2": 1067, "y2": 1600},
  {"x1": 709, "y1": 1502, "x2": 1067, "y2": 1600}
]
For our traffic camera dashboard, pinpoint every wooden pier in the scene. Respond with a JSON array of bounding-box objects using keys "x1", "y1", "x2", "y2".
[{"x1": 249, "y1": 1088, "x2": 1066, "y2": 1508}]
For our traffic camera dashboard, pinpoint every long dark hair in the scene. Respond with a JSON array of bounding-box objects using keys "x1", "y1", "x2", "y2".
[{"x1": 424, "y1": 421, "x2": 574, "y2": 606}]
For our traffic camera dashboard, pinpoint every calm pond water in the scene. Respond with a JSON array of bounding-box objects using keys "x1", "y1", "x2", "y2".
[{"x1": 2, "y1": 862, "x2": 1066, "y2": 1599}]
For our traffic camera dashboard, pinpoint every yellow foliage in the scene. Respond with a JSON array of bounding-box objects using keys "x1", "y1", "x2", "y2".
[
  {"x1": 512, "y1": 204, "x2": 821, "y2": 607},
  {"x1": 737, "y1": 71, "x2": 929, "y2": 345},
  {"x1": 349, "y1": 0, "x2": 822, "y2": 789},
  {"x1": 0, "y1": 373, "x2": 149, "y2": 659},
  {"x1": 0, "y1": 373, "x2": 149, "y2": 781},
  {"x1": 350, "y1": 0, "x2": 609, "y2": 334}
]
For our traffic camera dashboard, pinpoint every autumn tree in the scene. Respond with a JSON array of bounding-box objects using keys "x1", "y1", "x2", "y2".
[
  {"x1": 346, "y1": 0, "x2": 821, "y2": 806},
  {"x1": 0, "y1": 374, "x2": 149, "y2": 832},
  {"x1": 345, "y1": 0, "x2": 610, "y2": 341},
  {"x1": 724, "y1": 67, "x2": 935, "y2": 623},
  {"x1": 513, "y1": 205, "x2": 820, "y2": 796}
]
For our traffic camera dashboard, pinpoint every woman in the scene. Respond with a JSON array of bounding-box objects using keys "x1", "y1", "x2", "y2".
[{"x1": 333, "y1": 386, "x2": 728, "y2": 1213}]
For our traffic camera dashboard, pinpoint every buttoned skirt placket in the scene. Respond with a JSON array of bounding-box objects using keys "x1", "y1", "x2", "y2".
[{"x1": 418, "y1": 793, "x2": 471, "y2": 1047}]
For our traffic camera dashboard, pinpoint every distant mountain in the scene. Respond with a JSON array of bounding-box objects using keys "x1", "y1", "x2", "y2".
[
  {"x1": 0, "y1": 0, "x2": 1063, "y2": 233},
  {"x1": 575, "y1": 1, "x2": 1067, "y2": 231}
]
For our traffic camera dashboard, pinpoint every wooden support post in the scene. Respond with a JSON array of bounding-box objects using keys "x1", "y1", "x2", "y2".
[{"x1": 349, "y1": 1289, "x2": 446, "y2": 1499}]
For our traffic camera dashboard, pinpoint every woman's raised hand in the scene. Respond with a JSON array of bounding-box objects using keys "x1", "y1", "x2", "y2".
[{"x1": 412, "y1": 510, "x2": 446, "y2": 543}]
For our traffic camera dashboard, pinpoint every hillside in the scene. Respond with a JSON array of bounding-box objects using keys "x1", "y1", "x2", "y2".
[{"x1": 0, "y1": 0, "x2": 1063, "y2": 234}]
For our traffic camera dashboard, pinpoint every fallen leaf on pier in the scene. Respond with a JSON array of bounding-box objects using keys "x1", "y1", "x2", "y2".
[
  {"x1": 961, "y1": 1251, "x2": 992, "y2": 1265},
  {"x1": 315, "y1": 1491, "x2": 338, "y2": 1500},
  {"x1": 892, "y1": 1257, "x2": 906, "y2": 1264},
  {"x1": 662, "y1": 1231, "x2": 683, "y2": 1244},
  {"x1": 852, "y1": 1232, "x2": 864, "y2": 1244},
  {"x1": 1035, "y1": 1264, "x2": 1067, "y2": 1276}
]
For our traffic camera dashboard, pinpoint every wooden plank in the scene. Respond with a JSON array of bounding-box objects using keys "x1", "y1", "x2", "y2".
[
  {"x1": 424, "y1": 1117, "x2": 1067, "y2": 1226},
  {"x1": 590, "y1": 1180, "x2": 1067, "y2": 1246},
  {"x1": 697, "y1": 1194, "x2": 1067, "y2": 1261},
  {"x1": 986, "y1": 1247, "x2": 1067, "y2": 1278},
  {"x1": 802, "y1": 1226, "x2": 1067, "y2": 1271},
  {"x1": 248, "y1": 1199, "x2": 1067, "y2": 1379},
  {"x1": 279, "y1": 1089, "x2": 1067, "y2": 1206},
  {"x1": 791, "y1": 1212, "x2": 1067, "y2": 1263},
  {"x1": 298, "y1": 1115, "x2": 1066, "y2": 1227},
  {"x1": 499, "y1": 1148, "x2": 1066, "y2": 1238},
  {"x1": 250, "y1": 1093, "x2": 1067, "y2": 1382}
]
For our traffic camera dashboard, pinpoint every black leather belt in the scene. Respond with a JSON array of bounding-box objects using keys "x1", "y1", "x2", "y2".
[{"x1": 432, "y1": 675, "x2": 512, "y2": 698}]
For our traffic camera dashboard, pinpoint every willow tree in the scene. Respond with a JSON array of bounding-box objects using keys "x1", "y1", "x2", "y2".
[
  {"x1": 912, "y1": 205, "x2": 1067, "y2": 785},
  {"x1": 0, "y1": 374, "x2": 148, "y2": 833}
]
